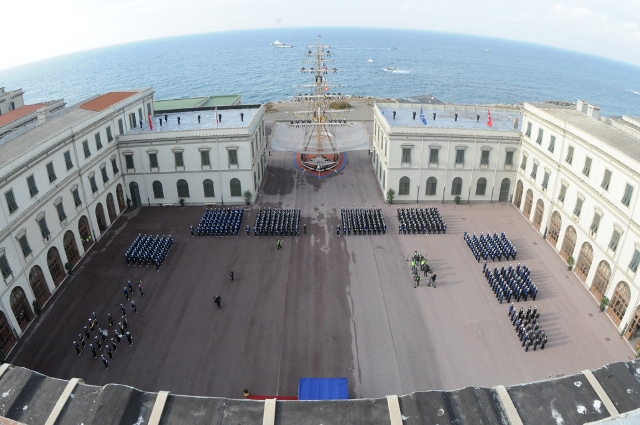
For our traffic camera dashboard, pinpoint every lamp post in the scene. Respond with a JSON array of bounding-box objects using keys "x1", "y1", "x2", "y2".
[{"x1": 416, "y1": 185, "x2": 419, "y2": 204}]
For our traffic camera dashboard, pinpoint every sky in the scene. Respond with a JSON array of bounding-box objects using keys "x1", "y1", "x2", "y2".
[{"x1": 2, "y1": 0, "x2": 639, "y2": 71}]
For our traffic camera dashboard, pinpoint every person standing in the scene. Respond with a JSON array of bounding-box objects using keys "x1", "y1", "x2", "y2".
[
  {"x1": 120, "y1": 304, "x2": 126, "y2": 316},
  {"x1": 190, "y1": 225, "x2": 195, "y2": 237},
  {"x1": 101, "y1": 355, "x2": 110, "y2": 369},
  {"x1": 277, "y1": 239, "x2": 282, "y2": 250},
  {"x1": 139, "y1": 282, "x2": 144, "y2": 297},
  {"x1": 90, "y1": 343, "x2": 97, "y2": 358},
  {"x1": 118, "y1": 322, "x2": 124, "y2": 335},
  {"x1": 122, "y1": 316, "x2": 129, "y2": 329},
  {"x1": 84, "y1": 327, "x2": 91, "y2": 339},
  {"x1": 73, "y1": 341, "x2": 81, "y2": 355},
  {"x1": 94, "y1": 336, "x2": 102, "y2": 350},
  {"x1": 214, "y1": 296, "x2": 221, "y2": 309},
  {"x1": 128, "y1": 280, "x2": 134, "y2": 294},
  {"x1": 107, "y1": 313, "x2": 114, "y2": 327},
  {"x1": 124, "y1": 287, "x2": 129, "y2": 300},
  {"x1": 131, "y1": 301, "x2": 137, "y2": 313},
  {"x1": 78, "y1": 334, "x2": 86, "y2": 347},
  {"x1": 230, "y1": 271, "x2": 234, "y2": 281},
  {"x1": 431, "y1": 273, "x2": 437, "y2": 288},
  {"x1": 126, "y1": 332, "x2": 133, "y2": 346},
  {"x1": 105, "y1": 344, "x2": 113, "y2": 359},
  {"x1": 110, "y1": 338, "x2": 118, "y2": 352}
]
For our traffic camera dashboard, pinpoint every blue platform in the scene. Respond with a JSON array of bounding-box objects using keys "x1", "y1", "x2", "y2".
[{"x1": 298, "y1": 377, "x2": 349, "y2": 400}]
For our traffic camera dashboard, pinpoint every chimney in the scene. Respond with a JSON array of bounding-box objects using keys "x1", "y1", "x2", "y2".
[
  {"x1": 576, "y1": 100, "x2": 588, "y2": 114},
  {"x1": 37, "y1": 107, "x2": 49, "y2": 125},
  {"x1": 587, "y1": 104, "x2": 600, "y2": 120}
]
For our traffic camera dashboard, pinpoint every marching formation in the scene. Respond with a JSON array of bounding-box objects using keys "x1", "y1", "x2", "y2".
[
  {"x1": 192, "y1": 207, "x2": 244, "y2": 237},
  {"x1": 251, "y1": 207, "x2": 301, "y2": 237},
  {"x1": 397, "y1": 207, "x2": 447, "y2": 235},
  {"x1": 483, "y1": 263, "x2": 538, "y2": 303},
  {"x1": 464, "y1": 231, "x2": 517, "y2": 262},
  {"x1": 73, "y1": 280, "x2": 143, "y2": 369},
  {"x1": 125, "y1": 234, "x2": 173, "y2": 270},
  {"x1": 339, "y1": 208, "x2": 386, "y2": 236},
  {"x1": 508, "y1": 304, "x2": 548, "y2": 352},
  {"x1": 409, "y1": 250, "x2": 436, "y2": 288}
]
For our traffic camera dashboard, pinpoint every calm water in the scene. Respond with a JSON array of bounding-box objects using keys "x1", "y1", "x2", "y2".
[{"x1": 1, "y1": 28, "x2": 639, "y2": 117}]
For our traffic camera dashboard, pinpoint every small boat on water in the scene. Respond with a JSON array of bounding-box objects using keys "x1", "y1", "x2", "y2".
[
  {"x1": 484, "y1": 49, "x2": 490, "y2": 52},
  {"x1": 367, "y1": 59, "x2": 373, "y2": 62},
  {"x1": 273, "y1": 40, "x2": 293, "y2": 48},
  {"x1": 384, "y1": 67, "x2": 397, "y2": 71}
]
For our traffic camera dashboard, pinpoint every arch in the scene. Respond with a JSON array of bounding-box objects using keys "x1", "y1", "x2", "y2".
[
  {"x1": 398, "y1": 176, "x2": 410, "y2": 195},
  {"x1": 499, "y1": 178, "x2": 511, "y2": 202},
  {"x1": 608, "y1": 281, "x2": 631, "y2": 325},
  {"x1": 547, "y1": 211, "x2": 562, "y2": 246},
  {"x1": 152, "y1": 180, "x2": 164, "y2": 199},
  {"x1": 0, "y1": 312, "x2": 17, "y2": 354},
  {"x1": 47, "y1": 247, "x2": 65, "y2": 287},
  {"x1": 590, "y1": 260, "x2": 612, "y2": 300},
  {"x1": 106, "y1": 193, "x2": 117, "y2": 222},
  {"x1": 532, "y1": 198, "x2": 545, "y2": 230},
  {"x1": 116, "y1": 183, "x2": 125, "y2": 212},
  {"x1": 230, "y1": 178, "x2": 242, "y2": 197},
  {"x1": 451, "y1": 177, "x2": 462, "y2": 196},
  {"x1": 514, "y1": 180, "x2": 524, "y2": 208},
  {"x1": 425, "y1": 177, "x2": 437, "y2": 196},
  {"x1": 523, "y1": 189, "x2": 534, "y2": 219},
  {"x1": 625, "y1": 306, "x2": 640, "y2": 340},
  {"x1": 203, "y1": 179, "x2": 215, "y2": 197},
  {"x1": 575, "y1": 242, "x2": 594, "y2": 282},
  {"x1": 29, "y1": 265, "x2": 51, "y2": 305},
  {"x1": 63, "y1": 230, "x2": 80, "y2": 265},
  {"x1": 95, "y1": 203, "x2": 107, "y2": 234},
  {"x1": 476, "y1": 177, "x2": 487, "y2": 196},
  {"x1": 10, "y1": 287, "x2": 33, "y2": 331},
  {"x1": 177, "y1": 179, "x2": 190, "y2": 198},
  {"x1": 129, "y1": 182, "x2": 141, "y2": 207},
  {"x1": 560, "y1": 225, "x2": 577, "y2": 261},
  {"x1": 78, "y1": 215, "x2": 93, "y2": 249}
]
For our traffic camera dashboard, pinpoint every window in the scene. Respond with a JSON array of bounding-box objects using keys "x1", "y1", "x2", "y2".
[
  {"x1": 565, "y1": 145, "x2": 574, "y2": 164},
  {"x1": 106, "y1": 126, "x2": 113, "y2": 142},
  {"x1": 535, "y1": 128, "x2": 543, "y2": 144},
  {"x1": 82, "y1": 140, "x2": 91, "y2": 158},
  {"x1": 530, "y1": 162, "x2": 538, "y2": 179},
  {"x1": 520, "y1": 154, "x2": 527, "y2": 171},
  {"x1": 89, "y1": 176, "x2": 98, "y2": 194},
  {"x1": 558, "y1": 184, "x2": 567, "y2": 202},
  {"x1": 149, "y1": 153, "x2": 158, "y2": 168},
  {"x1": 505, "y1": 151, "x2": 513, "y2": 166},
  {"x1": 5, "y1": 190, "x2": 18, "y2": 214},
  {"x1": 609, "y1": 229, "x2": 621, "y2": 252},
  {"x1": 46, "y1": 162, "x2": 56, "y2": 183},
  {"x1": 629, "y1": 250, "x2": 640, "y2": 272},
  {"x1": 18, "y1": 235, "x2": 31, "y2": 257},
  {"x1": 152, "y1": 181, "x2": 164, "y2": 198},
  {"x1": 573, "y1": 197, "x2": 583, "y2": 217},
  {"x1": 64, "y1": 151, "x2": 73, "y2": 170},
  {"x1": 429, "y1": 149, "x2": 439, "y2": 164},
  {"x1": 601, "y1": 169, "x2": 612, "y2": 191},
  {"x1": 174, "y1": 152, "x2": 184, "y2": 167},
  {"x1": 125, "y1": 155, "x2": 134, "y2": 170},
  {"x1": 425, "y1": 177, "x2": 437, "y2": 195},
  {"x1": 542, "y1": 171, "x2": 550, "y2": 189},
  {"x1": 455, "y1": 149, "x2": 465, "y2": 164},
  {"x1": 476, "y1": 177, "x2": 487, "y2": 195},
  {"x1": 56, "y1": 202, "x2": 67, "y2": 222},
  {"x1": 95, "y1": 133, "x2": 103, "y2": 150},
  {"x1": 101, "y1": 166, "x2": 109, "y2": 183},
  {"x1": 525, "y1": 122, "x2": 532, "y2": 137},
  {"x1": 177, "y1": 179, "x2": 190, "y2": 197},
  {"x1": 622, "y1": 184, "x2": 634, "y2": 207},
  {"x1": 230, "y1": 178, "x2": 242, "y2": 196},
  {"x1": 111, "y1": 158, "x2": 119, "y2": 174},
  {"x1": 228, "y1": 149, "x2": 238, "y2": 165},
  {"x1": 118, "y1": 119, "x2": 124, "y2": 135},
  {"x1": 72, "y1": 188, "x2": 82, "y2": 207},
  {"x1": 203, "y1": 179, "x2": 215, "y2": 197},
  {"x1": 590, "y1": 213, "x2": 601, "y2": 235},
  {"x1": 138, "y1": 108, "x2": 143, "y2": 123},
  {"x1": 147, "y1": 103, "x2": 152, "y2": 116},
  {"x1": 451, "y1": 177, "x2": 463, "y2": 196},
  {"x1": 398, "y1": 177, "x2": 410, "y2": 195},
  {"x1": 129, "y1": 113, "x2": 137, "y2": 129},
  {"x1": 480, "y1": 150, "x2": 490, "y2": 165},
  {"x1": 0, "y1": 255, "x2": 12, "y2": 279},
  {"x1": 401, "y1": 148, "x2": 411, "y2": 163},
  {"x1": 548, "y1": 135, "x2": 556, "y2": 153},
  {"x1": 582, "y1": 157, "x2": 592, "y2": 177},
  {"x1": 201, "y1": 150, "x2": 211, "y2": 166},
  {"x1": 27, "y1": 175, "x2": 39, "y2": 197},
  {"x1": 37, "y1": 217, "x2": 50, "y2": 239}
]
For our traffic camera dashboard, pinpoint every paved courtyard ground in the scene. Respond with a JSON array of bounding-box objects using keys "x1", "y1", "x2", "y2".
[{"x1": 8, "y1": 150, "x2": 634, "y2": 399}]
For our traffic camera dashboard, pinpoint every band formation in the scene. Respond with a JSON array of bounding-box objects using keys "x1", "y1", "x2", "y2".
[{"x1": 509, "y1": 304, "x2": 548, "y2": 352}]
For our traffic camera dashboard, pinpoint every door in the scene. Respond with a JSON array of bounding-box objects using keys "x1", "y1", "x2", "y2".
[{"x1": 129, "y1": 182, "x2": 141, "y2": 207}]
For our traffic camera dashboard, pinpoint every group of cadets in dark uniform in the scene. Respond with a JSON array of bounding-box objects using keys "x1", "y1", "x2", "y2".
[
  {"x1": 464, "y1": 231, "x2": 517, "y2": 262},
  {"x1": 193, "y1": 207, "x2": 244, "y2": 237},
  {"x1": 397, "y1": 207, "x2": 446, "y2": 235},
  {"x1": 483, "y1": 263, "x2": 538, "y2": 304},
  {"x1": 508, "y1": 304, "x2": 548, "y2": 352},
  {"x1": 339, "y1": 208, "x2": 386, "y2": 236},
  {"x1": 251, "y1": 208, "x2": 300, "y2": 237},
  {"x1": 125, "y1": 234, "x2": 173, "y2": 271}
]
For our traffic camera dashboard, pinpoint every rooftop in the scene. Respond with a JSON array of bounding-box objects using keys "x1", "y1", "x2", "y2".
[
  {"x1": 154, "y1": 94, "x2": 241, "y2": 112},
  {"x1": 126, "y1": 108, "x2": 259, "y2": 135},
  {"x1": 0, "y1": 103, "x2": 48, "y2": 127},
  {"x1": 79, "y1": 91, "x2": 138, "y2": 112}
]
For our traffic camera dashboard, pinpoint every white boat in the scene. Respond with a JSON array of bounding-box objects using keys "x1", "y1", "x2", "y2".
[
  {"x1": 367, "y1": 59, "x2": 373, "y2": 62},
  {"x1": 384, "y1": 67, "x2": 397, "y2": 71},
  {"x1": 272, "y1": 40, "x2": 293, "y2": 48},
  {"x1": 484, "y1": 49, "x2": 490, "y2": 52}
]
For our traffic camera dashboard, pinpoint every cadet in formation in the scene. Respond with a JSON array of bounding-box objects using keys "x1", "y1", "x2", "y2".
[
  {"x1": 397, "y1": 207, "x2": 446, "y2": 235},
  {"x1": 483, "y1": 263, "x2": 538, "y2": 304},
  {"x1": 508, "y1": 303, "x2": 548, "y2": 352},
  {"x1": 341, "y1": 207, "x2": 386, "y2": 236},
  {"x1": 253, "y1": 207, "x2": 300, "y2": 237},
  {"x1": 195, "y1": 207, "x2": 244, "y2": 237},
  {"x1": 125, "y1": 234, "x2": 173, "y2": 270},
  {"x1": 464, "y1": 231, "x2": 517, "y2": 262}
]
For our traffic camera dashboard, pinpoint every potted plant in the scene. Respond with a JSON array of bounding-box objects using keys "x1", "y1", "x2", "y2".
[
  {"x1": 65, "y1": 261, "x2": 73, "y2": 275},
  {"x1": 600, "y1": 295, "x2": 610, "y2": 312},
  {"x1": 243, "y1": 190, "x2": 253, "y2": 206},
  {"x1": 32, "y1": 299, "x2": 42, "y2": 316},
  {"x1": 567, "y1": 255, "x2": 575, "y2": 271},
  {"x1": 386, "y1": 189, "x2": 395, "y2": 204},
  {"x1": 179, "y1": 198, "x2": 185, "y2": 207},
  {"x1": 454, "y1": 195, "x2": 461, "y2": 205},
  {"x1": 243, "y1": 389, "x2": 250, "y2": 398}
]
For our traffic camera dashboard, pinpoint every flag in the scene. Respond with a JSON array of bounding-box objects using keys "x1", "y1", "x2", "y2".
[
  {"x1": 148, "y1": 114, "x2": 153, "y2": 131},
  {"x1": 419, "y1": 107, "x2": 427, "y2": 125},
  {"x1": 487, "y1": 109, "x2": 493, "y2": 128}
]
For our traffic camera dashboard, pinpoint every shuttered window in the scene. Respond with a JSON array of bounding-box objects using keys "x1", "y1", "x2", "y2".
[
  {"x1": 64, "y1": 151, "x2": 74, "y2": 170},
  {"x1": 27, "y1": 175, "x2": 38, "y2": 197},
  {"x1": 106, "y1": 126, "x2": 113, "y2": 142},
  {"x1": 46, "y1": 162, "x2": 57, "y2": 182},
  {"x1": 565, "y1": 146, "x2": 574, "y2": 164},
  {"x1": 83, "y1": 140, "x2": 91, "y2": 158},
  {"x1": 5, "y1": 190, "x2": 18, "y2": 213},
  {"x1": 582, "y1": 157, "x2": 592, "y2": 177},
  {"x1": 72, "y1": 188, "x2": 82, "y2": 207},
  {"x1": 38, "y1": 217, "x2": 51, "y2": 239},
  {"x1": 573, "y1": 197, "x2": 583, "y2": 217},
  {"x1": 558, "y1": 184, "x2": 567, "y2": 202},
  {"x1": 95, "y1": 133, "x2": 103, "y2": 150},
  {"x1": 0, "y1": 255, "x2": 12, "y2": 279},
  {"x1": 542, "y1": 171, "x2": 550, "y2": 189},
  {"x1": 18, "y1": 235, "x2": 32, "y2": 257},
  {"x1": 629, "y1": 250, "x2": 640, "y2": 272},
  {"x1": 601, "y1": 169, "x2": 612, "y2": 191},
  {"x1": 101, "y1": 167, "x2": 109, "y2": 183},
  {"x1": 622, "y1": 184, "x2": 634, "y2": 207},
  {"x1": 535, "y1": 128, "x2": 543, "y2": 144},
  {"x1": 548, "y1": 135, "x2": 555, "y2": 153},
  {"x1": 89, "y1": 176, "x2": 98, "y2": 193},
  {"x1": 112, "y1": 159, "x2": 119, "y2": 174},
  {"x1": 609, "y1": 230, "x2": 621, "y2": 252},
  {"x1": 56, "y1": 202, "x2": 67, "y2": 222},
  {"x1": 590, "y1": 213, "x2": 601, "y2": 234},
  {"x1": 201, "y1": 151, "x2": 211, "y2": 166},
  {"x1": 125, "y1": 155, "x2": 134, "y2": 170}
]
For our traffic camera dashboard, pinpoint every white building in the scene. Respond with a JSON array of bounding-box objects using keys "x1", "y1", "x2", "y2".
[
  {"x1": 373, "y1": 103, "x2": 522, "y2": 204},
  {"x1": 513, "y1": 101, "x2": 640, "y2": 342}
]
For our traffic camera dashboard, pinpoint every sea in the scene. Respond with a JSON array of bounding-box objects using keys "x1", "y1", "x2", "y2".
[{"x1": 0, "y1": 27, "x2": 639, "y2": 117}]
